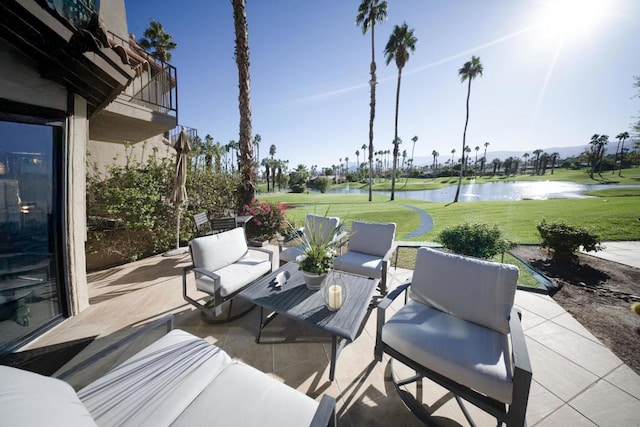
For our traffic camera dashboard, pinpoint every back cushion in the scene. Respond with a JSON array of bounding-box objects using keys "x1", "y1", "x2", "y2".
[
  {"x1": 410, "y1": 247, "x2": 519, "y2": 334},
  {"x1": 0, "y1": 366, "x2": 97, "y2": 426},
  {"x1": 303, "y1": 214, "x2": 339, "y2": 245},
  {"x1": 348, "y1": 221, "x2": 396, "y2": 257},
  {"x1": 190, "y1": 228, "x2": 248, "y2": 272}
]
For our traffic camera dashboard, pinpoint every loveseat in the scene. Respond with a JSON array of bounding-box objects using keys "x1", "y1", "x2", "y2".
[{"x1": 1, "y1": 328, "x2": 336, "y2": 426}]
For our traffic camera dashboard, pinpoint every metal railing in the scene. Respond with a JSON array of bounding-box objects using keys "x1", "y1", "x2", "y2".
[
  {"x1": 107, "y1": 31, "x2": 178, "y2": 120},
  {"x1": 168, "y1": 126, "x2": 198, "y2": 147}
]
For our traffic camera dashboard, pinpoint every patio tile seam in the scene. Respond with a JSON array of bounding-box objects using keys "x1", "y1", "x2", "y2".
[{"x1": 601, "y1": 376, "x2": 640, "y2": 403}]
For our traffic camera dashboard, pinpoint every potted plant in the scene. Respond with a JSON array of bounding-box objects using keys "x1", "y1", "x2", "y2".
[{"x1": 295, "y1": 216, "x2": 342, "y2": 290}]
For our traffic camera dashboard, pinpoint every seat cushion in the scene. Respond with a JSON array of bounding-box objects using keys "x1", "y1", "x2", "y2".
[
  {"x1": 196, "y1": 253, "x2": 271, "y2": 297},
  {"x1": 190, "y1": 227, "x2": 248, "y2": 272},
  {"x1": 78, "y1": 329, "x2": 232, "y2": 427},
  {"x1": 0, "y1": 365, "x2": 97, "y2": 426},
  {"x1": 410, "y1": 247, "x2": 518, "y2": 334},
  {"x1": 347, "y1": 221, "x2": 396, "y2": 257},
  {"x1": 171, "y1": 362, "x2": 319, "y2": 427},
  {"x1": 382, "y1": 300, "x2": 513, "y2": 404},
  {"x1": 279, "y1": 244, "x2": 305, "y2": 263},
  {"x1": 333, "y1": 251, "x2": 383, "y2": 279}
]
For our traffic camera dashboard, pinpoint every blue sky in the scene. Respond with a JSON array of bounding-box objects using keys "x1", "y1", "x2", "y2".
[{"x1": 124, "y1": 0, "x2": 639, "y2": 169}]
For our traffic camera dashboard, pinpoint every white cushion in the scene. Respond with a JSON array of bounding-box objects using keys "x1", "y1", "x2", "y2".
[
  {"x1": 171, "y1": 363, "x2": 319, "y2": 427},
  {"x1": 303, "y1": 214, "x2": 339, "y2": 245},
  {"x1": 410, "y1": 247, "x2": 518, "y2": 334},
  {"x1": 190, "y1": 228, "x2": 248, "y2": 272},
  {"x1": 0, "y1": 365, "x2": 97, "y2": 426},
  {"x1": 279, "y1": 244, "x2": 305, "y2": 263},
  {"x1": 78, "y1": 329, "x2": 232, "y2": 426},
  {"x1": 347, "y1": 221, "x2": 396, "y2": 257},
  {"x1": 382, "y1": 300, "x2": 513, "y2": 404},
  {"x1": 195, "y1": 253, "x2": 271, "y2": 297},
  {"x1": 333, "y1": 251, "x2": 384, "y2": 279}
]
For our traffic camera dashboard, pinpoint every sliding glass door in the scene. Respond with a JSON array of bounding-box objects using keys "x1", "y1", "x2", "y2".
[{"x1": 0, "y1": 119, "x2": 66, "y2": 353}]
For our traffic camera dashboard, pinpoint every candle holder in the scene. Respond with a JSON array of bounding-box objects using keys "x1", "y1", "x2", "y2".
[{"x1": 322, "y1": 271, "x2": 346, "y2": 311}]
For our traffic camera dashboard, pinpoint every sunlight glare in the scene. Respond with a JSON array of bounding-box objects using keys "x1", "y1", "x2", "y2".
[{"x1": 538, "y1": 0, "x2": 609, "y2": 42}]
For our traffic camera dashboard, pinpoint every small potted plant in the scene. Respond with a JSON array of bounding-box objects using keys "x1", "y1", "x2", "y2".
[{"x1": 295, "y1": 216, "x2": 341, "y2": 290}]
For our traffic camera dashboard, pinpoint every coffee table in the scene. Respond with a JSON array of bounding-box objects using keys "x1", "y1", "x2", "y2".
[{"x1": 239, "y1": 262, "x2": 378, "y2": 381}]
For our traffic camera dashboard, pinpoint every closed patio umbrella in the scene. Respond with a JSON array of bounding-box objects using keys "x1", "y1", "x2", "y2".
[{"x1": 173, "y1": 128, "x2": 191, "y2": 249}]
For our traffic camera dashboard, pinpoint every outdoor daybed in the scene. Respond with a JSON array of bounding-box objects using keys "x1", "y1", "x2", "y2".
[{"x1": 0, "y1": 323, "x2": 336, "y2": 426}]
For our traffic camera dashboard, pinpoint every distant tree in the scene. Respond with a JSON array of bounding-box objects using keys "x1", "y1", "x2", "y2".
[
  {"x1": 453, "y1": 56, "x2": 483, "y2": 203},
  {"x1": 492, "y1": 158, "x2": 501, "y2": 174},
  {"x1": 289, "y1": 164, "x2": 309, "y2": 193},
  {"x1": 401, "y1": 149, "x2": 407, "y2": 172},
  {"x1": 138, "y1": 20, "x2": 177, "y2": 62},
  {"x1": 522, "y1": 152, "x2": 530, "y2": 174},
  {"x1": 482, "y1": 141, "x2": 490, "y2": 175},
  {"x1": 385, "y1": 22, "x2": 417, "y2": 201},
  {"x1": 432, "y1": 150, "x2": 439, "y2": 174},
  {"x1": 614, "y1": 131, "x2": 629, "y2": 175},
  {"x1": 356, "y1": 0, "x2": 388, "y2": 202},
  {"x1": 253, "y1": 134, "x2": 261, "y2": 168},
  {"x1": 532, "y1": 149, "x2": 543, "y2": 175},
  {"x1": 410, "y1": 135, "x2": 418, "y2": 177},
  {"x1": 450, "y1": 148, "x2": 456, "y2": 166},
  {"x1": 261, "y1": 158, "x2": 272, "y2": 192},
  {"x1": 355, "y1": 150, "x2": 360, "y2": 172}
]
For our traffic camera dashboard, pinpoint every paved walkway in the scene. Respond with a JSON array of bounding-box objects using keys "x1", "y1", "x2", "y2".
[
  {"x1": 582, "y1": 241, "x2": 640, "y2": 269},
  {"x1": 401, "y1": 204, "x2": 433, "y2": 238}
]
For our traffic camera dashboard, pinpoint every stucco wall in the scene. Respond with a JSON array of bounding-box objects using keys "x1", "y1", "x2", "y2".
[{"x1": 87, "y1": 134, "x2": 175, "y2": 174}]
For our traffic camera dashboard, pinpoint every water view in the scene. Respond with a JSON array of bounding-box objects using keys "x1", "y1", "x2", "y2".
[{"x1": 326, "y1": 181, "x2": 640, "y2": 202}]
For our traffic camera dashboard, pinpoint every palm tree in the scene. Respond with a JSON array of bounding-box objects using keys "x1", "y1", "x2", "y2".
[
  {"x1": 550, "y1": 152, "x2": 559, "y2": 175},
  {"x1": 409, "y1": 135, "x2": 418, "y2": 179},
  {"x1": 464, "y1": 145, "x2": 472, "y2": 175},
  {"x1": 431, "y1": 150, "x2": 439, "y2": 175},
  {"x1": 401, "y1": 149, "x2": 407, "y2": 173},
  {"x1": 261, "y1": 158, "x2": 271, "y2": 192},
  {"x1": 232, "y1": 0, "x2": 256, "y2": 206},
  {"x1": 453, "y1": 56, "x2": 483, "y2": 203},
  {"x1": 345, "y1": 157, "x2": 349, "y2": 174},
  {"x1": 253, "y1": 134, "x2": 261, "y2": 169},
  {"x1": 522, "y1": 152, "x2": 530, "y2": 174},
  {"x1": 597, "y1": 135, "x2": 608, "y2": 174},
  {"x1": 617, "y1": 131, "x2": 629, "y2": 176},
  {"x1": 613, "y1": 131, "x2": 629, "y2": 174},
  {"x1": 384, "y1": 22, "x2": 417, "y2": 201},
  {"x1": 474, "y1": 145, "x2": 480, "y2": 176},
  {"x1": 482, "y1": 141, "x2": 490, "y2": 175},
  {"x1": 532, "y1": 149, "x2": 543, "y2": 175},
  {"x1": 203, "y1": 134, "x2": 214, "y2": 170},
  {"x1": 355, "y1": 150, "x2": 360, "y2": 172},
  {"x1": 138, "y1": 20, "x2": 177, "y2": 62},
  {"x1": 492, "y1": 158, "x2": 501, "y2": 175},
  {"x1": 451, "y1": 148, "x2": 456, "y2": 166},
  {"x1": 589, "y1": 134, "x2": 600, "y2": 178},
  {"x1": 356, "y1": 0, "x2": 388, "y2": 202}
]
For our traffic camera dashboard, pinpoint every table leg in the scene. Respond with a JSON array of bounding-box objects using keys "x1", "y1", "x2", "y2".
[
  {"x1": 256, "y1": 307, "x2": 279, "y2": 343},
  {"x1": 329, "y1": 335, "x2": 349, "y2": 382}
]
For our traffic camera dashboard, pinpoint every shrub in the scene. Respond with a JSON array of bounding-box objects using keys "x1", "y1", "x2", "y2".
[
  {"x1": 241, "y1": 199, "x2": 288, "y2": 240},
  {"x1": 537, "y1": 219, "x2": 602, "y2": 261},
  {"x1": 316, "y1": 177, "x2": 331, "y2": 193},
  {"x1": 438, "y1": 222, "x2": 514, "y2": 259}
]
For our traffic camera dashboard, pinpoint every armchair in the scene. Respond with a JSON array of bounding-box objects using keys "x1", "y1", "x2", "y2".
[
  {"x1": 183, "y1": 227, "x2": 273, "y2": 323},
  {"x1": 279, "y1": 214, "x2": 342, "y2": 264},
  {"x1": 332, "y1": 221, "x2": 396, "y2": 294},
  {"x1": 375, "y1": 247, "x2": 532, "y2": 426}
]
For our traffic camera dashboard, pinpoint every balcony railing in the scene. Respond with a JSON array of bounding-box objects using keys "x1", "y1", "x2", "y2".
[
  {"x1": 168, "y1": 126, "x2": 198, "y2": 148},
  {"x1": 107, "y1": 31, "x2": 178, "y2": 120},
  {"x1": 44, "y1": 0, "x2": 97, "y2": 29}
]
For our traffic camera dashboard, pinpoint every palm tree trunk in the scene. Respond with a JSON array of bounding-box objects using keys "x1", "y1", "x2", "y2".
[
  {"x1": 454, "y1": 79, "x2": 472, "y2": 203},
  {"x1": 390, "y1": 68, "x2": 402, "y2": 201},
  {"x1": 233, "y1": 1, "x2": 256, "y2": 207},
  {"x1": 368, "y1": 20, "x2": 376, "y2": 203},
  {"x1": 619, "y1": 140, "x2": 625, "y2": 176}
]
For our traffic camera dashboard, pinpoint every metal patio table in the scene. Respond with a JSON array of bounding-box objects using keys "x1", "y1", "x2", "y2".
[{"x1": 239, "y1": 262, "x2": 378, "y2": 381}]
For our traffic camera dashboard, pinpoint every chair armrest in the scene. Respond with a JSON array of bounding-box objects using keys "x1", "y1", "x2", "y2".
[
  {"x1": 509, "y1": 307, "x2": 533, "y2": 424},
  {"x1": 375, "y1": 282, "x2": 411, "y2": 361},
  {"x1": 309, "y1": 395, "x2": 337, "y2": 427},
  {"x1": 192, "y1": 267, "x2": 222, "y2": 283},
  {"x1": 55, "y1": 315, "x2": 174, "y2": 381},
  {"x1": 510, "y1": 307, "x2": 532, "y2": 376},
  {"x1": 280, "y1": 227, "x2": 304, "y2": 246},
  {"x1": 382, "y1": 241, "x2": 398, "y2": 262},
  {"x1": 249, "y1": 247, "x2": 275, "y2": 269}
]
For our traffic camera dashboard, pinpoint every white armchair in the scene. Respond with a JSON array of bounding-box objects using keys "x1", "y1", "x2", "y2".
[
  {"x1": 279, "y1": 214, "x2": 341, "y2": 264},
  {"x1": 333, "y1": 221, "x2": 396, "y2": 294},
  {"x1": 183, "y1": 227, "x2": 273, "y2": 323},
  {"x1": 375, "y1": 247, "x2": 532, "y2": 426}
]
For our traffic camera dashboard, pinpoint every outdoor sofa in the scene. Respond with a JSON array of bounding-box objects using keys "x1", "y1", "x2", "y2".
[{"x1": 1, "y1": 319, "x2": 336, "y2": 426}]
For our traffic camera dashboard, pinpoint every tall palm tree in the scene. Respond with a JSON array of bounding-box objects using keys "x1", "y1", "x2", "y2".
[
  {"x1": 253, "y1": 134, "x2": 261, "y2": 170},
  {"x1": 597, "y1": 135, "x2": 608, "y2": 174},
  {"x1": 138, "y1": 20, "x2": 177, "y2": 62},
  {"x1": 589, "y1": 134, "x2": 600, "y2": 178},
  {"x1": 464, "y1": 145, "x2": 472, "y2": 175},
  {"x1": 384, "y1": 22, "x2": 417, "y2": 201},
  {"x1": 453, "y1": 56, "x2": 483, "y2": 203},
  {"x1": 345, "y1": 157, "x2": 349, "y2": 174},
  {"x1": 361, "y1": 143, "x2": 368, "y2": 172},
  {"x1": 613, "y1": 131, "x2": 629, "y2": 174},
  {"x1": 474, "y1": 145, "x2": 480, "y2": 176},
  {"x1": 409, "y1": 135, "x2": 418, "y2": 179},
  {"x1": 532, "y1": 149, "x2": 543, "y2": 175},
  {"x1": 482, "y1": 141, "x2": 490, "y2": 175},
  {"x1": 232, "y1": 0, "x2": 256, "y2": 207},
  {"x1": 617, "y1": 131, "x2": 629, "y2": 176},
  {"x1": 450, "y1": 148, "x2": 456, "y2": 168},
  {"x1": 522, "y1": 152, "x2": 530, "y2": 174},
  {"x1": 550, "y1": 152, "x2": 559, "y2": 175},
  {"x1": 356, "y1": 0, "x2": 388, "y2": 202},
  {"x1": 432, "y1": 150, "x2": 439, "y2": 175},
  {"x1": 355, "y1": 150, "x2": 360, "y2": 172}
]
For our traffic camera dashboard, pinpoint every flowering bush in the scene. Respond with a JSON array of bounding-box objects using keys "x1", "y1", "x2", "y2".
[
  {"x1": 241, "y1": 199, "x2": 288, "y2": 240},
  {"x1": 297, "y1": 244, "x2": 336, "y2": 275}
]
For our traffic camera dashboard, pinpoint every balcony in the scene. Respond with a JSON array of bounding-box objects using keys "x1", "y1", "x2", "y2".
[{"x1": 89, "y1": 31, "x2": 178, "y2": 144}]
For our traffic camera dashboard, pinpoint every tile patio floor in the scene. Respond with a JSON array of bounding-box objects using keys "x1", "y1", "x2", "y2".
[{"x1": 22, "y1": 247, "x2": 640, "y2": 426}]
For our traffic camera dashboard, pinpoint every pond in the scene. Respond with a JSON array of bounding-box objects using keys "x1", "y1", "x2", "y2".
[{"x1": 325, "y1": 181, "x2": 640, "y2": 202}]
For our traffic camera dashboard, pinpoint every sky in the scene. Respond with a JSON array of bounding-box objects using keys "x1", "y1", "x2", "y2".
[{"x1": 124, "y1": 0, "x2": 640, "y2": 169}]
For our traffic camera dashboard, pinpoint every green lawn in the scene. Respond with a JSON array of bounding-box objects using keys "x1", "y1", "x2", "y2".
[{"x1": 259, "y1": 191, "x2": 640, "y2": 244}]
